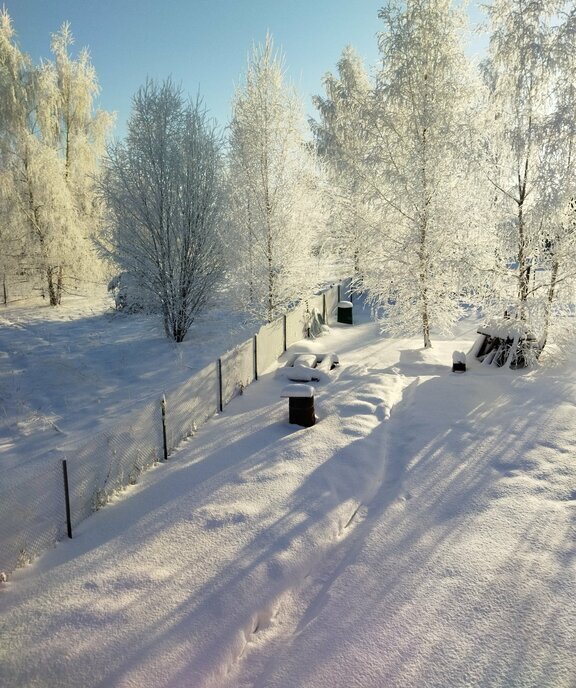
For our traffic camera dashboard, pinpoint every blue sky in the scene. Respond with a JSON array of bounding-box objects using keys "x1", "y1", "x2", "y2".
[{"x1": 4, "y1": 1, "x2": 487, "y2": 138}]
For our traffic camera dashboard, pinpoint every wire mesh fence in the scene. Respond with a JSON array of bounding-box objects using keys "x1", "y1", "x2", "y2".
[
  {"x1": 0, "y1": 281, "x2": 347, "y2": 578},
  {"x1": 66, "y1": 397, "x2": 163, "y2": 526},
  {"x1": 165, "y1": 361, "x2": 219, "y2": 453},
  {"x1": 286, "y1": 302, "x2": 309, "y2": 347},
  {"x1": 1, "y1": 270, "x2": 45, "y2": 305},
  {"x1": 220, "y1": 338, "x2": 256, "y2": 407},
  {"x1": 256, "y1": 317, "x2": 285, "y2": 376},
  {"x1": 325, "y1": 285, "x2": 340, "y2": 324},
  {"x1": 0, "y1": 458, "x2": 67, "y2": 574}
]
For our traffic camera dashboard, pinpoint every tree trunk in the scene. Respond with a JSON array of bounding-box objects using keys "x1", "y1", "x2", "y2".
[
  {"x1": 419, "y1": 232, "x2": 432, "y2": 349},
  {"x1": 267, "y1": 230, "x2": 274, "y2": 323},
  {"x1": 517, "y1": 202, "x2": 530, "y2": 321},
  {"x1": 265, "y1": 201, "x2": 274, "y2": 323},
  {"x1": 419, "y1": 123, "x2": 432, "y2": 349},
  {"x1": 540, "y1": 258, "x2": 559, "y2": 350},
  {"x1": 56, "y1": 265, "x2": 63, "y2": 304},
  {"x1": 46, "y1": 267, "x2": 59, "y2": 306}
]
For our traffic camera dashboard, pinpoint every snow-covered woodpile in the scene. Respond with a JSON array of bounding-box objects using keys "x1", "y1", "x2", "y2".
[{"x1": 472, "y1": 319, "x2": 541, "y2": 369}]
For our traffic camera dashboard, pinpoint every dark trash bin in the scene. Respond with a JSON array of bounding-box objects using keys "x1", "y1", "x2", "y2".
[
  {"x1": 452, "y1": 351, "x2": 466, "y2": 373},
  {"x1": 281, "y1": 384, "x2": 315, "y2": 427},
  {"x1": 337, "y1": 300, "x2": 353, "y2": 325}
]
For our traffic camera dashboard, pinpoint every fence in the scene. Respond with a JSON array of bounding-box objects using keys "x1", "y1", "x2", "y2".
[
  {"x1": 0, "y1": 282, "x2": 347, "y2": 577},
  {"x1": 1, "y1": 270, "x2": 46, "y2": 305}
]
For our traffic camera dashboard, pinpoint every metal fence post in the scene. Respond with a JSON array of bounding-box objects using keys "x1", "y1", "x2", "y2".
[
  {"x1": 337, "y1": 284, "x2": 341, "y2": 303},
  {"x1": 253, "y1": 335, "x2": 258, "y2": 381},
  {"x1": 218, "y1": 358, "x2": 224, "y2": 412},
  {"x1": 62, "y1": 460, "x2": 72, "y2": 539},
  {"x1": 323, "y1": 292, "x2": 327, "y2": 323},
  {"x1": 283, "y1": 314, "x2": 287, "y2": 352},
  {"x1": 161, "y1": 395, "x2": 169, "y2": 461}
]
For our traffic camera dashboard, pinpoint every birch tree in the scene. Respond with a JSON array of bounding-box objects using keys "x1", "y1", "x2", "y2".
[
  {"x1": 101, "y1": 79, "x2": 224, "y2": 342},
  {"x1": 311, "y1": 46, "x2": 374, "y2": 281},
  {"x1": 483, "y1": 0, "x2": 576, "y2": 346},
  {"x1": 0, "y1": 13, "x2": 71, "y2": 306},
  {"x1": 226, "y1": 35, "x2": 325, "y2": 322},
  {"x1": 362, "y1": 0, "x2": 484, "y2": 348},
  {"x1": 0, "y1": 10, "x2": 29, "y2": 289},
  {"x1": 0, "y1": 14, "x2": 113, "y2": 305}
]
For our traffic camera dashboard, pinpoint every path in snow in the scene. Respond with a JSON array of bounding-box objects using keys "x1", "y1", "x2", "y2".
[
  {"x1": 0, "y1": 311, "x2": 574, "y2": 688},
  {"x1": 226, "y1": 344, "x2": 576, "y2": 688}
]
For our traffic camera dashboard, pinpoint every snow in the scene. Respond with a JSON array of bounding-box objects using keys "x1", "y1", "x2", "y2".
[
  {"x1": 452, "y1": 350, "x2": 466, "y2": 364},
  {"x1": 0, "y1": 290, "x2": 252, "y2": 478},
  {"x1": 1, "y1": 295, "x2": 575, "y2": 687},
  {"x1": 291, "y1": 354, "x2": 317, "y2": 368},
  {"x1": 476, "y1": 318, "x2": 534, "y2": 340},
  {"x1": 280, "y1": 384, "x2": 315, "y2": 398}
]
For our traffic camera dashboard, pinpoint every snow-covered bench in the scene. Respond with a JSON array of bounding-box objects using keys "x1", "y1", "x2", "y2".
[{"x1": 279, "y1": 352, "x2": 339, "y2": 382}]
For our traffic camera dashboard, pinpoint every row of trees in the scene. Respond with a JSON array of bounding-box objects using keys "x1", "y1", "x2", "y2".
[
  {"x1": 2, "y1": 1, "x2": 576, "y2": 352},
  {"x1": 0, "y1": 12, "x2": 113, "y2": 305},
  {"x1": 315, "y1": 0, "x2": 576, "y2": 350}
]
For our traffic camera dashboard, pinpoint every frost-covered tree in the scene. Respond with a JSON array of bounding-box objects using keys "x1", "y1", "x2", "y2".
[
  {"x1": 226, "y1": 35, "x2": 326, "y2": 322},
  {"x1": 40, "y1": 25, "x2": 112, "y2": 227},
  {"x1": 311, "y1": 46, "x2": 374, "y2": 280},
  {"x1": 0, "y1": 14, "x2": 113, "y2": 305},
  {"x1": 362, "y1": 0, "x2": 484, "y2": 348},
  {"x1": 482, "y1": 0, "x2": 576, "y2": 345},
  {"x1": 101, "y1": 79, "x2": 224, "y2": 342},
  {"x1": 0, "y1": 10, "x2": 29, "y2": 288}
]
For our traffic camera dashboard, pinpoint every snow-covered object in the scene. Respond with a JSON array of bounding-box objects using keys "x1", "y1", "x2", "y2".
[
  {"x1": 315, "y1": 352, "x2": 339, "y2": 372},
  {"x1": 473, "y1": 319, "x2": 540, "y2": 369},
  {"x1": 452, "y1": 350, "x2": 466, "y2": 373},
  {"x1": 308, "y1": 307, "x2": 329, "y2": 338},
  {"x1": 477, "y1": 318, "x2": 533, "y2": 340},
  {"x1": 293, "y1": 354, "x2": 317, "y2": 368},
  {"x1": 337, "y1": 300, "x2": 353, "y2": 308},
  {"x1": 286, "y1": 353, "x2": 318, "y2": 382},
  {"x1": 0, "y1": 308, "x2": 574, "y2": 687},
  {"x1": 452, "y1": 350, "x2": 466, "y2": 364},
  {"x1": 278, "y1": 351, "x2": 339, "y2": 383},
  {"x1": 280, "y1": 383, "x2": 315, "y2": 398},
  {"x1": 286, "y1": 366, "x2": 314, "y2": 382}
]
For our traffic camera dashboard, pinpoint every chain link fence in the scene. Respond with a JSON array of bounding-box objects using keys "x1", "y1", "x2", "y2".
[
  {"x1": 0, "y1": 458, "x2": 67, "y2": 574},
  {"x1": 220, "y1": 338, "x2": 256, "y2": 407},
  {"x1": 0, "y1": 282, "x2": 345, "y2": 578},
  {"x1": 1, "y1": 270, "x2": 45, "y2": 305},
  {"x1": 66, "y1": 397, "x2": 163, "y2": 526},
  {"x1": 165, "y1": 361, "x2": 220, "y2": 454}
]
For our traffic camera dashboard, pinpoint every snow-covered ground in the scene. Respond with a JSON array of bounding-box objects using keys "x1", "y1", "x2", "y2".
[
  {"x1": 0, "y1": 290, "x2": 253, "y2": 475},
  {"x1": 0, "y1": 296, "x2": 575, "y2": 687}
]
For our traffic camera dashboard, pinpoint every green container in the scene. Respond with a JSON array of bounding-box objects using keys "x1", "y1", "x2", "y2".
[{"x1": 337, "y1": 300, "x2": 353, "y2": 325}]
